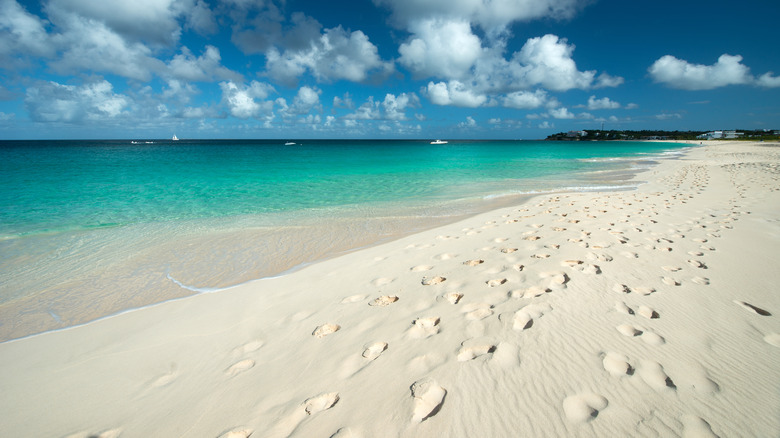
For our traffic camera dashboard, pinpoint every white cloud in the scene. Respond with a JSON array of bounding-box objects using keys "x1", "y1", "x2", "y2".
[
  {"x1": 167, "y1": 45, "x2": 242, "y2": 82},
  {"x1": 47, "y1": 0, "x2": 185, "y2": 46},
  {"x1": 511, "y1": 34, "x2": 596, "y2": 91},
  {"x1": 502, "y1": 89, "x2": 550, "y2": 109},
  {"x1": 654, "y1": 113, "x2": 682, "y2": 120},
  {"x1": 25, "y1": 80, "x2": 129, "y2": 122},
  {"x1": 333, "y1": 93, "x2": 354, "y2": 109},
  {"x1": 48, "y1": 11, "x2": 166, "y2": 81},
  {"x1": 648, "y1": 54, "x2": 753, "y2": 90},
  {"x1": 382, "y1": 92, "x2": 420, "y2": 120},
  {"x1": 398, "y1": 19, "x2": 483, "y2": 80},
  {"x1": 265, "y1": 26, "x2": 393, "y2": 85},
  {"x1": 291, "y1": 86, "x2": 322, "y2": 114},
  {"x1": 586, "y1": 95, "x2": 620, "y2": 110},
  {"x1": 0, "y1": 0, "x2": 54, "y2": 60},
  {"x1": 537, "y1": 121, "x2": 554, "y2": 129},
  {"x1": 425, "y1": 80, "x2": 487, "y2": 107},
  {"x1": 458, "y1": 115, "x2": 477, "y2": 128},
  {"x1": 625, "y1": 103, "x2": 638, "y2": 109},
  {"x1": 549, "y1": 107, "x2": 575, "y2": 119},
  {"x1": 345, "y1": 96, "x2": 381, "y2": 120},
  {"x1": 756, "y1": 72, "x2": 780, "y2": 88},
  {"x1": 219, "y1": 80, "x2": 275, "y2": 119},
  {"x1": 374, "y1": 0, "x2": 583, "y2": 36}
]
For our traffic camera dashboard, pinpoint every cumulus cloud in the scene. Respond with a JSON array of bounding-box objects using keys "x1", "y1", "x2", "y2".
[
  {"x1": 265, "y1": 25, "x2": 393, "y2": 86},
  {"x1": 548, "y1": 107, "x2": 575, "y2": 119},
  {"x1": 511, "y1": 34, "x2": 596, "y2": 91},
  {"x1": 344, "y1": 93, "x2": 420, "y2": 121},
  {"x1": 425, "y1": 80, "x2": 487, "y2": 107},
  {"x1": 47, "y1": 0, "x2": 185, "y2": 46},
  {"x1": 646, "y1": 54, "x2": 778, "y2": 90},
  {"x1": 219, "y1": 80, "x2": 275, "y2": 119},
  {"x1": 586, "y1": 95, "x2": 620, "y2": 110},
  {"x1": 458, "y1": 115, "x2": 477, "y2": 128},
  {"x1": 290, "y1": 86, "x2": 322, "y2": 114},
  {"x1": 382, "y1": 92, "x2": 420, "y2": 120},
  {"x1": 25, "y1": 80, "x2": 129, "y2": 122},
  {"x1": 398, "y1": 19, "x2": 483, "y2": 80},
  {"x1": 502, "y1": 90, "x2": 553, "y2": 109},
  {"x1": 167, "y1": 45, "x2": 242, "y2": 82},
  {"x1": 0, "y1": 0, "x2": 54, "y2": 60},
  {"x1": 413, "y1": 34, "x2": 620, "y2": 107},
  {"x1": 374, "y1": 0, "x2": 583, "y2": 35}
]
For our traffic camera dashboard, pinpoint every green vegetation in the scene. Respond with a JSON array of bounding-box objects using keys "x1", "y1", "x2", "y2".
[{"x1": 545, "y1": 130, "x2": 780, "y2": 141}]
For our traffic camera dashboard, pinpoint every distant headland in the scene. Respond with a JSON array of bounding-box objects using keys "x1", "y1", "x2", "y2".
[{"x1": 545, "y1": 129, "x2": 780, "y2": 141}]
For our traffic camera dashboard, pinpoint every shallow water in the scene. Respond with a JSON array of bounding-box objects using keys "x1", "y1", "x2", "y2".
[{"x1": 0, "y1": 139, "x2": 687, "y2": 341}]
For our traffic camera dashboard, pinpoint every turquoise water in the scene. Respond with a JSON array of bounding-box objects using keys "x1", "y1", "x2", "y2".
[{"x1": 0, "y1": 139, "x2": 687, "y2": 341}]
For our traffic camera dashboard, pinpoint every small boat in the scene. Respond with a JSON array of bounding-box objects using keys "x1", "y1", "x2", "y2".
[
  {"x1": 172, "y1": 134, "x2": 179, "y2": 141},
  {"x1": 430, "y1": 139, "x2": 448, "y2": 144},
  {"x1": 284, "y1": 141, "x2": 296, "y2": 146}
]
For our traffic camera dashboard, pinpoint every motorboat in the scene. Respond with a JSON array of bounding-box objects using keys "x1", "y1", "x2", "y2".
[{"x1": 430, "y1": 139, "x2": 448, "y2": 144}]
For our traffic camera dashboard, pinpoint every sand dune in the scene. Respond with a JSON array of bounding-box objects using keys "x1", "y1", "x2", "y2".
[{"x1": 0, "y1": 141, "x2": 778, "y2": 437}]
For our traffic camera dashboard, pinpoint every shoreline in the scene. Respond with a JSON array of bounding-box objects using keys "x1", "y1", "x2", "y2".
[
  {"x1": 0, "y1": 142, "x2": 688, "y2": 343},
  {"x1": 1, "y1": 140, "x2": 778, "y2": 437}
]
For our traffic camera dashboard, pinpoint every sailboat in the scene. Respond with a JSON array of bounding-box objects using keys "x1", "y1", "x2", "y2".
[{"x1": 172, "y1": 134, "x2": 179, "y2": 141}]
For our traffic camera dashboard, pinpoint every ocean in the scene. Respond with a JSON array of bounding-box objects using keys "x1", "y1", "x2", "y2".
[{"x1": 0, "y1": 139, "x2": 688, "y2": 341}]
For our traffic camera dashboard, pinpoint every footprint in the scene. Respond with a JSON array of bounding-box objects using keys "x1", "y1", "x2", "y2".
[
  {"x1": 615, "y1": 301, "x2": 634, "y2": 315},
  {"x1": 638, "y1": 360, "x2": 675, "y2": 391},
  {"x1": 421, "y1": 276, "x2": 446, "y2": 286},
  {"x1": 313, "y1": 323, "x2": 341, "y2": 338},
  {"x1": 434, "y1": 253, "x2": 457, "y2": 261},
  {"x1": 462, "y1": 303, "x2": 494, "y2": 320},
  {"x1": 233, "y1": 340, "x2": 264, "y2": 356},
  {"x1": 486, "y1": 278, "x2": 507, "y2": 287},
  {"x1": 457, "y1": 340, "x2": 496, "y2": 362},
  {"x1": 764, "y1": 332, "x2": 780, "y2": 347},
  {"x1": 151, "y1": 367, "x2": 178, "y2": 387},
  {"x1": 733, "y1": 300, "x2": 771, "y2": 316},
  {"x1": 225, "y1": 359, "x2": 255, "y2": 377},
  {"x1": 408, "y1": 317, "x2": 441, "y2": 339},
  {"x1": 362, "y1": 342, "x2": 388, "y2": 360},
  {"x1": 638, "y1": 305, "x2": 659, "y2": 319},
  {"x1": 633, "y1": 286, "x2": 655, "y2": 296},
  {"x1": 372, "y1": 277, "x2": 394, "y2": 286},
  {"x1": 602, "y1": 352, "x2": 632, "y2": 376},
  {"x1": 463, "y1": 259, "x2": 484, "y2": 266},
  {"x1": 304, "y1": 392, "x2": 340, "y2": 415},
  {"x1": 681, "y1": 415, "x2": 718, "y2": 438},
  {"x1": 531, "y1": 253, "x2": 550, "y2": 259},
  {"x1": 513, "y1": 303, "x2": 551, "y2": 330},
  {"x1": 687, "y1": 260, "x2": 707, "y2": 269},
  {"x1": 411, "y1": 265, "x2": 433, "y2": 272},
  {"x1": 662, "y1": 277, "x2": 680, "y2": 286},
  {"x1": 641, "y1": 331, "x2": 666, "y2": 346},
  {"x1": 501, "y1": 247, "x2": 519, "y2": 253},
  {"x1": 217, "y1": 428, "x2": 254, "y2": 438},
  {"x1": 341, "y1": 294, "x2": 368, "y2": 304},
  {"x1": 369, "y1": 295, "x2": 399, "y2": 307},
  {"x1": 691, "y1": 276, "x2": 710, "y2": 285},
  {"x1": 613, "y1": 284, "x2": 630, "y2": 294},
  {"x1": 436, "y1": 292, "x2": 463, "y2": 304},
  {"x1": 616, "y1": 324, "x2": 642, "y2": 337},
  {"x1": 410, "y1": 379, "x2": 447, "y2": 423},
  {"x1": 512, "y1": 285, "x2": 549, "y2": 299},
  {"x1": 562, "y1": 393, "x2": 608, "y2": 423}
]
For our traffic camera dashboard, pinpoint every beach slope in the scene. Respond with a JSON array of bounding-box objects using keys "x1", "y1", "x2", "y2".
[{"x1": 0, "y1": 141, "x2": 778, "y2": 437}]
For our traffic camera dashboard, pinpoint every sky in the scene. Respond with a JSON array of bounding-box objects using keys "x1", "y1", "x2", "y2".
[{"x1": 1, "y1": 0, "x2": 779, "y2": 140}]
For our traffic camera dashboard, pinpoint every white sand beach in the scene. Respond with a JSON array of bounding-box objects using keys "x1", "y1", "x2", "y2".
[{"x1": 0, "y1": 141, "x2": 778, "y2": 437}]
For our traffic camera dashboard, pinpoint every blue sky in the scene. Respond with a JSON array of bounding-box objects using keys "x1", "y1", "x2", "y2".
[{"x1": 1, "y1": 0, "x2": 778, "y2": 139}]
